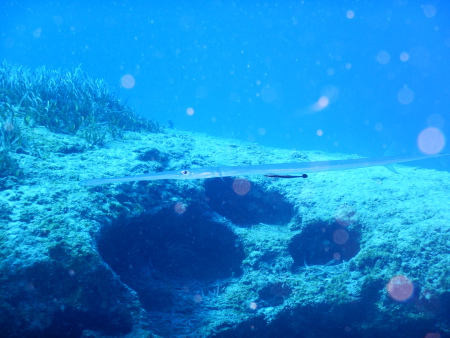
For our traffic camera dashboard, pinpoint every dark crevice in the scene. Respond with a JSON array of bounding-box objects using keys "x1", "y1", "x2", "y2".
[
  {"x1": 289, "y1": 221, "x2": 361, "y2": 268},
  {"x1": 97, "y1": 205, "x2": 245, "y2": 325},
  {"x1": 205, "y1": 177, "x2": 294, "y2": 226},
  {"x1": 258, "y1": 282, "x2": 292, "y2": 307},
  {"x1": 98, "y1": 206, "x2": 244, "y2": 283},
  {"x1": 41, "y1": 307, "x2": 132, "y2": 338}
]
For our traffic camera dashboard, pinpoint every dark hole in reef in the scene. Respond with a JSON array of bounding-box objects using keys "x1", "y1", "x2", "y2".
[
  {"x1": 289, "y1": 222, "x2": 361, "y2": 267},
  {"x1": 97, "y1": 205, "x2": 244, "y2": 312},
  {"x1": 41, "y1": 307, "x2": 132, "y2": 338},
  {"x1": 259, "y1": 282, "x2": 292, "y2": 307},
  {"x1": 136, "y1": 148, "x2": 168, "y2": 165},
  {"x1": 205, "y1": 177, "x2": 294, "y2": 226}
]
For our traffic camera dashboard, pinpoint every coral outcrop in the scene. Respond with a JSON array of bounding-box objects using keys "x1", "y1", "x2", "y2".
[{"x1": 1, "y1": 65, "x2": 449, "y2": 337}]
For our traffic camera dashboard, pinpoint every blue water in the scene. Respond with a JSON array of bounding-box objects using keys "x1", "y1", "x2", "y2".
[
  {"x1": 2, "y1": 1, "x2": 449, "y2": 165},
  {"x1": 2, "y1": 2, "x2": 450, "y2": 337}
]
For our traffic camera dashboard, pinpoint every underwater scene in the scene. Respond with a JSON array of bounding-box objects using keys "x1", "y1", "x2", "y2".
[{"x1": 1, "y1": 1, "x2": 450, "y2": 338}]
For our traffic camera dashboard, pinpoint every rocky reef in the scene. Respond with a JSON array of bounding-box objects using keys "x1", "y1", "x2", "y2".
[{"x1": 1, "y1": 64, "x2": 449, "y2": 337}]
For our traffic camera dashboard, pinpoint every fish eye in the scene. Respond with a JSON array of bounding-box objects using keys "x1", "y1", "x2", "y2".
[{"x1": 180, "y1": 170, "x2": 190, "y2": 175}]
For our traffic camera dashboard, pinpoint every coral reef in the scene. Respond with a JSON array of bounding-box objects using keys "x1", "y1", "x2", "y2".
[{"x1": 1, "y1": 66, "x2": 449, "y2": 337}]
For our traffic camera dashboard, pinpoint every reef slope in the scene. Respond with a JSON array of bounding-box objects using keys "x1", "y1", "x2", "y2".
[{"x1": 1, "y1": 126, "x2": 449, "y2": 337}]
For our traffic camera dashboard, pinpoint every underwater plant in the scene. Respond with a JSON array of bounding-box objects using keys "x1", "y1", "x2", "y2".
[
  {"x1": 0, "y1": 101, "x2": 27, "y2": 178},
  {"x1": 0, "y1": 61, "x2": 161, "y2": 139},
  {"x1": 0, "y1": 61, "x2": 161, "y2": 176}
]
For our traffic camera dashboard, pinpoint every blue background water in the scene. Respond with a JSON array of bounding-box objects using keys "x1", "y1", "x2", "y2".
[{"x1": 2, "y1": 1, "x2": 449, "y2": 163}]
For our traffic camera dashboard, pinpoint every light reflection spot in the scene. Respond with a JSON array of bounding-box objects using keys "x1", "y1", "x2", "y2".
[
  {"x1": 121, "y1": 74, "x2": 135, "y2": 89},
  {"x1": 387, "y1": 275, "x2": 414, "y2": 302},
  {"x1": 333, "y1": 229, "x2": 349, "y2": 245},
  {"x1": 423, "y1": 5, "x2": 436, "y2": 18},
  {"x1": 397, "y1": 87, "x2": 414, "y2": 105},
  {"x1": 186, "y1": 107, "x2": 195, "y2": 116},
  {"x1": 376, "y1": 51, "x2": 390, "y2": 65},
  {"x1": 174, "y1": 202, "x2": 188, "y2": 214},
  {"x1": 417, "y1": 127, "x2": 445, "y2": 155},
  {"x1": 232, "y1": 178, "x2": 251, "y2": 196},
  {"x1": 400, "y1": 52, "x2": 410, "y2": 61}
]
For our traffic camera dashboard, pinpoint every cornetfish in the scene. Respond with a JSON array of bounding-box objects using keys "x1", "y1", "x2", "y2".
[{"x1": 79, "y1": 153, "x2": 449, "y2": 186}]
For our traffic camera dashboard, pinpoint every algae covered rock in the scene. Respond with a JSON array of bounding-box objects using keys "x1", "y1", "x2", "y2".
[{"x1": 1, "y1": 64, "x2": 449, "y2": 337}]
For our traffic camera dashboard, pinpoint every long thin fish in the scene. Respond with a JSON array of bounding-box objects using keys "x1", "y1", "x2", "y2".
[{"x1": 79, "y1": 153, "x2": 449, "y2": 186}]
